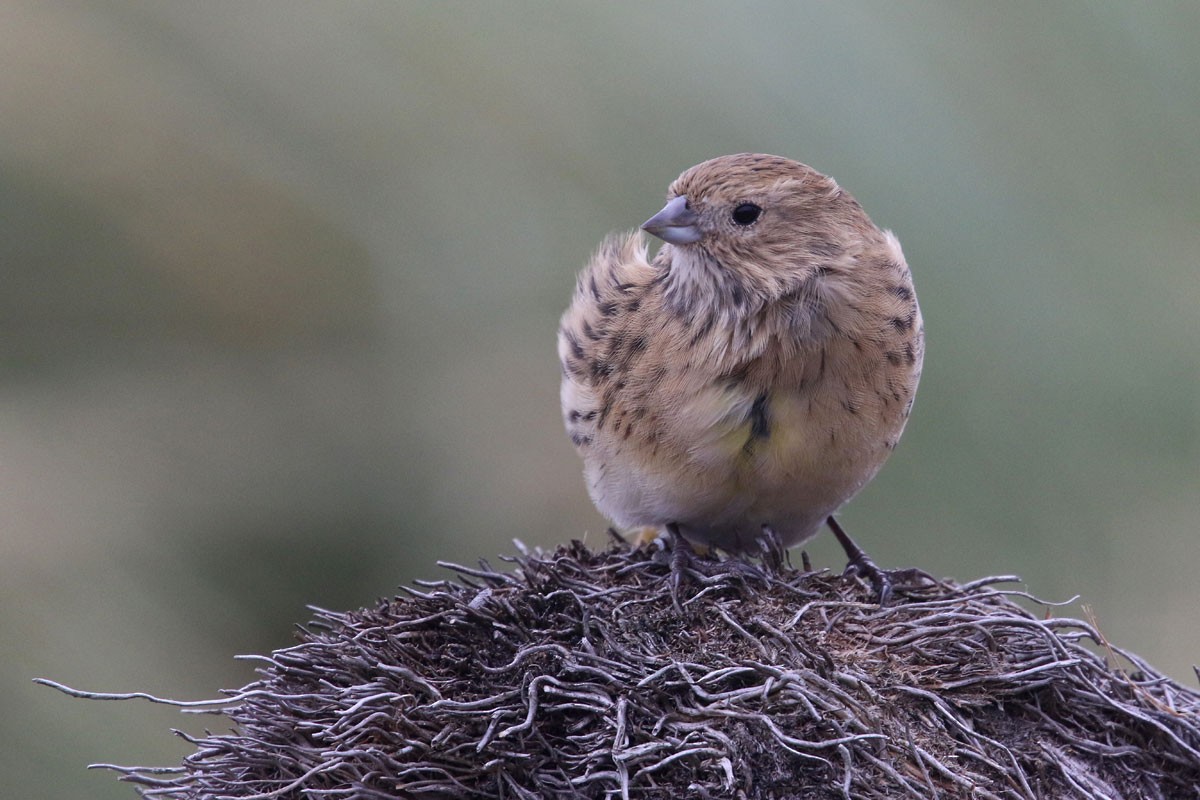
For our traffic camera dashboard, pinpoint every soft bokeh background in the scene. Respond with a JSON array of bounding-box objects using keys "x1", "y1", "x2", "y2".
[{"x1": 5, "y1": 3, "x2": 1198, "y2": 796}]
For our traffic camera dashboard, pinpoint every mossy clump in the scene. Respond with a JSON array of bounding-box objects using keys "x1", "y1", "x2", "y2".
[{"x1": 62, "y1": 539, "x2": 1200, "y2": 798}]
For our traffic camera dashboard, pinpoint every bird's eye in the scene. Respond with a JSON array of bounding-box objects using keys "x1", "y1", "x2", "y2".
[{"x1": 731, "y1": 203, "x2": 762, "y2": 226}]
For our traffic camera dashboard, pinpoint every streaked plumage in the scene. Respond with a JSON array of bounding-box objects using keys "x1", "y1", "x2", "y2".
[{"x1": 559, "y1": 154, "x2": 923, "y2": 554}]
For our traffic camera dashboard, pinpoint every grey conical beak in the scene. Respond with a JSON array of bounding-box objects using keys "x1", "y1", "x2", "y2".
[{"x1": 642, "y1": 195, "x2": 702, "y2": 245}]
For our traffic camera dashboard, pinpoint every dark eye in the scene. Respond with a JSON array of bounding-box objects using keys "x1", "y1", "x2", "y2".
[{"x1": 731, "y1": 203, "x2": 762, "y2": 226}]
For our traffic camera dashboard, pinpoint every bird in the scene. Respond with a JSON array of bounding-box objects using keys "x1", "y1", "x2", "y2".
[{"x1": 558, "y1": 153, "x2": 923, "y2": 597}]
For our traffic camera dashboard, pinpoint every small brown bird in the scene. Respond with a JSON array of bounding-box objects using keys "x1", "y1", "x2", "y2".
[{"x1": 559, "y1": 154, "x2": 923, "y2": 592}]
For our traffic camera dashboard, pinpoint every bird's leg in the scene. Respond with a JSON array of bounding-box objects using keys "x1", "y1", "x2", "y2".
[
  {"x1": 827, "y1": 516, "x2": 894, "y2": 605},
  {"x1": 757, "y1": 525, "x2": 787, "y2": 572},
  {"x1": 666, "y1": 523, "x2": 692, "y2": 609}
]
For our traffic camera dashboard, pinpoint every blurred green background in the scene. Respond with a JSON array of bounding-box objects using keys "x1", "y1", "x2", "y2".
[{"x1": 5, "y1": 3, "x2": 1198, "y2": 796}]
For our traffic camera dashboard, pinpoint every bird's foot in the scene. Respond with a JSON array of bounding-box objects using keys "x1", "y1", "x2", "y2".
[
  {"x1": 827, "y1": 516, "x2": 933, "y2": 605},
  {"x1": 627, "y1": 526, "x2": 663, "y2": 548}
]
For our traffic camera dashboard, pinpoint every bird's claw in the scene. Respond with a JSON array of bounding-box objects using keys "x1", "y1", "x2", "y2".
[
  {"x1": 841, "y1": 551, "x2": 894, "y2": 606},
  {"x1": 827, "y1": 515, "x2": 933, "y2": 605}
]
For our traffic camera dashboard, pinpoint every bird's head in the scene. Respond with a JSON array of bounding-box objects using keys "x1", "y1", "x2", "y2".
[{"x1": 643, "y1": 153, "x2": 881, "y2": 311}]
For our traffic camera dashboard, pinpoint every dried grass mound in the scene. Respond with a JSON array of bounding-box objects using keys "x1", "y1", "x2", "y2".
[{"x1": 61, "y1": 540, "x2": 1200, "y2": 798}]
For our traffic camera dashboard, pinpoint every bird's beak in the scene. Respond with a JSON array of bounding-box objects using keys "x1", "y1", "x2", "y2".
[{"x1": 642, "y1": 195, "x2": 702, "y2": 245}]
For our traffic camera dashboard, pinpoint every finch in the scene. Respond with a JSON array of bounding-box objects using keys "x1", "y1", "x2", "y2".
[{"x1": 559, "y1": 154, "x2": 923, "y2": 582}]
